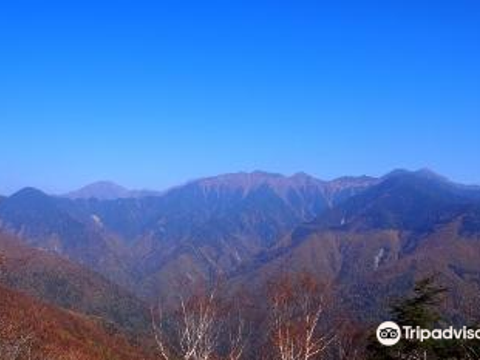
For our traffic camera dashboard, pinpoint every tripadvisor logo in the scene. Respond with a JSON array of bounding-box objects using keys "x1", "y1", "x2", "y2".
[
  {"x1": 376, "y1": 321, "x2": 480, "y2": 346},
  {"x1": 377, "y1": 321, "x2": 401, "y2": 346}
]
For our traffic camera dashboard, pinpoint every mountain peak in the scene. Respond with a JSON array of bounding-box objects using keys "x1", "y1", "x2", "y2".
[
  {"x1": 65, "y1": 181, "x2": 162, "y2": 200},
  {"x1": 10, "y1": 187, "x2": 49, "y2": 199},
  {"x1": 382, "y1": 168, "x2": 412, "y2": 179},
  {"x1": 414, "y1": 168, "x2": 450, "y2": 182},
  {"x1": 85, "y1": 180, "x2": 124, "y2": 187},
  {"x1": 65, "y1": 181, "x2": 130, "y2": 200},
  {"x1": 0, "y1": 188, "x2": 54, "y2": 215},
  {"x1": 291, "y1": 171, "x2": 317, "y2": 180},
  {"x1": 250, "y1": 170, "x2": 284, "y2": 178},
  {"x1": 192, "y1": 171, "x2": 323, "y2": 192},
  {"x1": 383, "y1": 168, "x2": 450, "y2": 184}
]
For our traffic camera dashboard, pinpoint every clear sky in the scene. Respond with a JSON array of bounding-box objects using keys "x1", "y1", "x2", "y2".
[{"x1": 0, "y1": 0, "x2": 479, "y2": 194}]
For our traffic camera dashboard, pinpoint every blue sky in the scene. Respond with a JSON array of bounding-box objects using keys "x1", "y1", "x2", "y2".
[{"x1": 0, "y1": 0, "x2": 479, "y2": 194}]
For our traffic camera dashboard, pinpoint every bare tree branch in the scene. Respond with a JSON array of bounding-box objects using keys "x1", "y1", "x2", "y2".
[
  {"x1": 151, "y1": 281, "x2": 246, "y2": 360},
  {"x1": 268, "y1": 273, "x2": 333, "y2": 360}
]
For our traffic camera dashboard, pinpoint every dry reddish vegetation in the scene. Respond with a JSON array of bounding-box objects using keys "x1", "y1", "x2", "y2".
[
  {"x1": 0, "y1": 232, "x2": 151, "y2": 336},
  {"x1": 0, "y1": 285, "x2": 154, "y2": 360}
]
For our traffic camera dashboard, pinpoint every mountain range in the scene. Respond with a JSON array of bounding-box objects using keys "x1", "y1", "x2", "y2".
[
  {"x1": 64, "y1": 181, "x2": 162, "y2": 200},
  {"x1": 1, "y1": 169, "x2": 480, "y2": 357}
]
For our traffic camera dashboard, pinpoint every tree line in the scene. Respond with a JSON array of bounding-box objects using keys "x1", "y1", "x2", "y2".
[
  {"x1": 2, "y1": 269, "x2": 480, "y2": 359},
  {"x1": 150, "y1": 274, "x2": 480, "y2": 360}
]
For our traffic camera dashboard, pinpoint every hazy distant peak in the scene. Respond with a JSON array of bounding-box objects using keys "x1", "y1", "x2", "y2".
[
  {"x1": 10, "y1": 187, "x2": 49, "y2": 199},
  {"x1": 65, "y1": 181, "x2": 131, "y2": 200},
  {"x1": 84, "y1": 180, "x2": 125, "y2": 188},
  {"x1": 65, "y1": 181, "x2": 162, "y2": 200}
]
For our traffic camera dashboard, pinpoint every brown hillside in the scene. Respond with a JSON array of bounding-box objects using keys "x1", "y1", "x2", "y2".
[{"x1": 0, "y1": 285, "x2": 154, "y2": 360}]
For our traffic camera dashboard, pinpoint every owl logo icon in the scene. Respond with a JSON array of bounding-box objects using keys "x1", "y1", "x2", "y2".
[{"x1": 377, "y1": 321, "x2": 401, "y2": 346}]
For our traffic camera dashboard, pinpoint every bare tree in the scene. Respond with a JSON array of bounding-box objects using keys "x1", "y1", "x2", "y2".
[
  {"x1": 152, "y1": 282, "x2": 246, "y2": 360},
  {"x1": 267, "y1": 272, "x2": 333, "y2": 360},
  {"x1": 225, "y1": 316, "x2": 245, "y2": 360}
]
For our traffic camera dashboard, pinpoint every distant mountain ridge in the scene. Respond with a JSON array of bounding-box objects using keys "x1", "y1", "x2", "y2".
[
  {"x1": 0, "y1": 170, "x2": 380, "y2": 298},
  {"x1": 61, "y1": 171, "x2": 380, "y2": 201},
  {"x1": 230, "y1": 169, "x2": 480, "y2": 321},
  {"x1": 64, "y1": 181, "x2": 162, "y2": 200},
  {"x1": 1, "y1": 169, "x2": 480, "y2": 310},
  {"x1": 2, "y1": 168, "x2": 480, "y2": 357}
]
